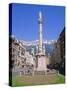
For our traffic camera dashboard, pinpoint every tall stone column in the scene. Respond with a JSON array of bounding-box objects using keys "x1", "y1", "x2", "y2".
[
  {"x1": 35, "y1": 11, "x2": 47, "y2": 73},
  {"x1": 38, "y1": 11, "x2": 43, "y2": 54}
]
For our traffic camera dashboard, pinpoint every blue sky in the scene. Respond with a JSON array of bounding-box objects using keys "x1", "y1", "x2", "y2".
[{"x1": 11, "y1": 3, "x2": 65, "y2": 41}]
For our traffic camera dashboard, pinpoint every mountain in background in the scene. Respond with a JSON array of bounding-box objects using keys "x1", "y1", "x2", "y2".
[{"x1": 22, "y1": 40, "x2": 56, "y2": 56}]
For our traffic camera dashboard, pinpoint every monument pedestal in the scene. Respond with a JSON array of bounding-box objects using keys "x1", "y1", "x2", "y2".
[{"x1": 35, "y1": 54, "x2": 47, "y2": 74}]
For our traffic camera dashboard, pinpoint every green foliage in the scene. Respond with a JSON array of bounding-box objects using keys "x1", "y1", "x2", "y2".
[{"x1": 55, "y1": 74, "x2": 65, "y2": 84}]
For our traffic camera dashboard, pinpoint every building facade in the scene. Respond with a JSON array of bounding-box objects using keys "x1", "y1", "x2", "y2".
[
  {"x1": 9, "y1": 36, "x2": 35, "y2": 75},
  {"x1": 50, "y1": 27, "x2": 65, "y2": 75},
  {"x1": 58, "y1": 27, "x2": 65, "y2": 75},
  {"x1": 9, "y1": 36, "x2": 26, "y2": 69}
]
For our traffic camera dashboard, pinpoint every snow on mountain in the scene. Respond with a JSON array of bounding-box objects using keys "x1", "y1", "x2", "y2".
[{"x1": 21, "y1": 40, "x2": 56, "y2": 46}]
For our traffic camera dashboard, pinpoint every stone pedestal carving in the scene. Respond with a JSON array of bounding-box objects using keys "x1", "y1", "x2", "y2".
[{"x1": 35, "y1": 55, "x2": 47, "y2": 74}]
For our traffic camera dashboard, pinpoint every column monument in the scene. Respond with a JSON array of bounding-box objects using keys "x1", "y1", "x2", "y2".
[
  {"x1": 35, "y1": 11, "x2": 47, "y2": 74},
  {"x1": 38, "y1": 11, "x2": 43, "y2": 54}
]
